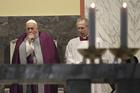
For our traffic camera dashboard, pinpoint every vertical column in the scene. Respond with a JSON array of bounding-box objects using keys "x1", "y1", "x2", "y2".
[{"x1": 80, "y1": 0, "x2": 85, "y2": 17}]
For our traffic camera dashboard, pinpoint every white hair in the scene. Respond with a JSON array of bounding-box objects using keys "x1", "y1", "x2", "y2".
[{"x1": 26, "y1": 19, "x2": 37, "y2": 25}]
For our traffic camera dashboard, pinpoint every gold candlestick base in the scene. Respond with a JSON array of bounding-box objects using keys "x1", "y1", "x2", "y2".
[
  {"x1": 109, "y1": 48, "x2": 139, "y2": 62},
  {"x1": 78, "y1": 47, "x2": 107, "y2": 64}
]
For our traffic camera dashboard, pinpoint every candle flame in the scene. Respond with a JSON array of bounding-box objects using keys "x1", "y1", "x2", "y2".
[
  {"x1": 90, "y1": 3, "x2": 95, "y2": 8},
  {"x1": 122, "y1": 2, "x2": 127, "y2": 8}
]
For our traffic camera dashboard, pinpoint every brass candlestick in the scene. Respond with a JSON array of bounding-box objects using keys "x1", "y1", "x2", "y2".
[
  {"x1": 109, "y1": 48, "x2": 139, "y2": 63},
  {"x1": 78, "y1": 46, "x2": 107, "y2": 64}
]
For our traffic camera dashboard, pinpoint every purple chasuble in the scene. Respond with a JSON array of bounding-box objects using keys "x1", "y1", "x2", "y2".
[{"x1": 10, "y1": 32, "x2": 60, "y2": 93}]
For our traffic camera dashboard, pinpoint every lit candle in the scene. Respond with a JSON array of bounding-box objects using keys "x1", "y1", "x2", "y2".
[
  {"x1": 88, "y1": 3, "x2": 96, "y2": 47},
  {"x1": 120, "y1": 2, "x2": 128, "y2": 48}
]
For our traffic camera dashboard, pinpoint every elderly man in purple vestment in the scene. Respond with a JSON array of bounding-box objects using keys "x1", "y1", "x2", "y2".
[{"x1": 10, "y1": 19, "x2": 60, "y2": 93}]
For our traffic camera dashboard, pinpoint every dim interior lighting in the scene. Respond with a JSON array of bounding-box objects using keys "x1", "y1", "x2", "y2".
[
  {"x1": 123, "y1": 2, "x2": 127, "y2": 8},
  {"x1": 90, "y1": 3, "x2": 95, "y2": 8}
]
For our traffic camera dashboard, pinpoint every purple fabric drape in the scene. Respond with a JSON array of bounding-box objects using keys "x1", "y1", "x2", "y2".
[{"x1": 10, "y1": 32, "x2": 60, "y2": 93}]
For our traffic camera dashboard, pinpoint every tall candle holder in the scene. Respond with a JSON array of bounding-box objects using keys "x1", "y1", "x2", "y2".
[
  {"x1": 78, "y1": 3, "x2": 107, "y2": 64},
  {"x1": 109, "y1": 48, "x2": 139, "y2": 63},
  {"x1": 109, "y1": 2, "x2": 139, "y2": 63}
]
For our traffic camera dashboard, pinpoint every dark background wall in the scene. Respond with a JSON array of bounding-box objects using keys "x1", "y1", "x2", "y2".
[{"x1": 0, "y1": 16, "x2": 79, "y2": 64}]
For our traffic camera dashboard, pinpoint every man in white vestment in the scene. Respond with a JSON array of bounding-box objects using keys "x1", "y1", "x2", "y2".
[{"x1": 65, "y1": 17, "x2": 113, "y2": 93}]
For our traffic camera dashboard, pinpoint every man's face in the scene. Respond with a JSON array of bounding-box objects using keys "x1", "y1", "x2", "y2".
[
  {"x1": 76, "y1": 21, "x2": 88, "y2": 37},
  {"x1": 26, "y1": 22, "x2": 38, "y2": 36}
]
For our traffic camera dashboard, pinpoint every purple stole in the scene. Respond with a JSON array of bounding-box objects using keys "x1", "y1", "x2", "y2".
[{"x1": 10, "y1": 32, "x2": 60, "y2": 93}]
